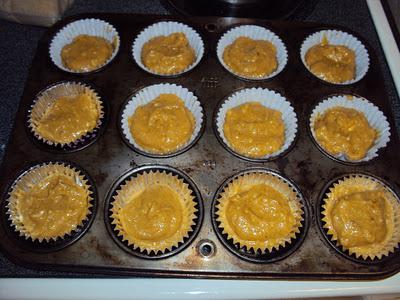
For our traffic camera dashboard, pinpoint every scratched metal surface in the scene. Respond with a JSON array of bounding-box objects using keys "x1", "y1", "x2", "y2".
[{"x1": 0, "y1": 13, "x2": 399, "y2": 279}]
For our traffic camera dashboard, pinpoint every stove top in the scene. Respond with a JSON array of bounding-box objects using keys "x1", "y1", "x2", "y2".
[{"x1": 164, "y1": 0, "x2": 318, "y2": 20}]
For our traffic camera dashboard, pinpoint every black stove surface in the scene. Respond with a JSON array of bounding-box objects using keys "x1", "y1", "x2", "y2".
[{"x1": 164, "y1": 0, "x2": 318, "y2": 20}]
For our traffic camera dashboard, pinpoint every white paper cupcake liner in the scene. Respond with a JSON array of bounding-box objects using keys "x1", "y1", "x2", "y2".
[
  {"x1": 28, "y1": 81, "x2": 104, "y2": 147},
  {"x1": 310, "y1": 95, "x2": 390, "y2": 163},
  {"x1": 216, "y1": 25, "x2": 288, "y2": 80},
  {"x1": 300, "y1": 30, "x2": 370, "y2": 85},
  {"x1": 215, "y1": 87, "x2": 298, "y2": 160},
  {"x1": 121, "y1": 83, "x2": 204, "y2": 156},
  {"x1": 132, "y1": 21, "x2": 204, "y2": 76},
  {"x1": 49, "y1": 18, "x2": 120, "y2": 73}
]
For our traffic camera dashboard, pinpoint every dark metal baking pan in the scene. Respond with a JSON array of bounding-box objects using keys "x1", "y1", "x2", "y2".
[{"x1": 0, "y1": 13, "x2": 399, "y2": 279}]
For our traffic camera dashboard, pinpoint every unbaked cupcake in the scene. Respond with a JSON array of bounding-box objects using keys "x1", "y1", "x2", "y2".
[
  {"x1": 120, "y1": 83, "x2": 204, "y2": 156},
  {"x1": 132, "y1": 21, "x2": 204, "y2": 76},
  {"x1": 310, "y1": 95, "x2": 390, "y2": 163},
  {"x1": 141, "y1": 32, "x2": 196, "y2": 75},
  {"x1": 6, "y1": 162, "x2": 94, "y2": 242},
  {"x1": 216, "y1": 172, "x2": 303, "y2": 252},
  {"x1": 300, "y1": 30, "x2": 369, "y2": 84},
  {"x1": 321, "y1": 174, "x2": 400, "y2": 260},
  {"x1": 50, "y1": 18, "x2": 120, "y2": 73},
  {"x1": 28, "y1": 82, "x2": 104, "y2": 148},
  {"x1": 61, "y1": 35, "x2": 114, "y2": 72},
  {"x1": 215, "y1": 87, "x2": 297, "y2": 160},
  {"x1": 129, "y1": 94, "x2": 195, "y2": 154},
  {"x1": 216, "y1": 25, "x2": 288, "y2": 80},
  {"x1": 110, "y1": 170, "x2": 197, "y2": 254},
  {"x1": 223, "y1": 102, "x2": 285, "y2": 157},
  {"x1": 223, "y1": 36, "x2": 278, "y2": 78}
]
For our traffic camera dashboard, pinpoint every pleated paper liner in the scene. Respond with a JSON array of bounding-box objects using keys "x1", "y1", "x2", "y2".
[
  {"x1": 118, "y1": 83, "x2": 205, "y2": 158},
  {"x1": 213, "y1": 87, "x2": 298, "y2": 162},
  {"x1": 104, "y1": 165, "x2": 204, "y2": 259},
  {"x1": 211, "y1": 168, "x2": 309, "y2": 263},
  {"x1": 26, "y1": 81, "x2": 109, "y2": 153},
  {"x1": 317, "y1": 173, "x2": 400, "y2": 264},
  {"x1": 2, "y1": 161, "x2": 98, "y2": 253},
  {"x1": 216, "y1": 24, "x2": 288, "y2": 81},
  {"x1": 49, "y1": 18, "x2": 120, "y2": 74}
]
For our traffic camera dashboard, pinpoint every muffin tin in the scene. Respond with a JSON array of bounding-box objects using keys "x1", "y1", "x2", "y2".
[{"x1": 0, "y1": 13, "x2": 399, "y2": 279}]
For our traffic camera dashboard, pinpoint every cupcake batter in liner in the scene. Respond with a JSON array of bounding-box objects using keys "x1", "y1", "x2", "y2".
[
  {"x1": 216, "y1": 25, "x2": 288, "y2": 81},
  {"x1": 214, "y1": 87, "x2": 297, "y2": 162},
  {"x1": 106, "y1": 165, "x2": 203, "y2": 259},
  {"x1": 119, "y1": 83, "x2": 204, "y2": 158},
  {"x1": 132, "y1": 21, "x2": 204, "y2": 76},
  {"x1": 309, "y1": 94, "x2": 390, "y2": 164},
  {"x1": 212, "y1": 168, "x2": 309, "y2": 263},
  {"x1": 3, "y1": 161, "x2": 97, "y2": 251},
  {"x1": 320, "y1": 174, "x2": 400, "y2": 262},
  {"x1": 27, "y1": 82, "x2": 106, "y2": 152},
  {"x1": 300, "y1": 29, "x2": 370, "y2": 85},
  {"x1": 49, "y1": 18, "x2": 120, "y2": 74}
]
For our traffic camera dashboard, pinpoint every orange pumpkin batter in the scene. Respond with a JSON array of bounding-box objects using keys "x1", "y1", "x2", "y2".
[
  {"x1": 35, "y1": 93, "x2": 100, "y2": 144},
  {"x1": 119, "y1": 185, "x2": 183, "y2": 247},
  {"x1": 141, "y1": 32, "x2": 195, "y2": 75},
  {"x1": 305, "y1": 38, "x2": 355, "y2": 83},
  {"x1": 223, "y1": 102, "x2": 285, "y2": 158},
  {"x1": 129, "y1": 94, "x2": 195, "y2": 154},
  {"x1": 112, "y1": 171, "x2": 197, "y2": 252},
  {"x1": 313, "y1": 107, "x2": 377, "y2": 160},
  {"x1": 323, "y1": 176, "x2": 398, "y2": 259},
  {"x1": 331, "y1": 190, "x2": 388, "y2": 249},
  {"x1": 16, "y1": 174, "x2": 89, "y2": 239},
  {"x1": 225, "y1": 183, "x2": 296, "y2": 247},
  {"x1": 223, "y1": 36, "x2": 277, "y2": 78},
  {"x1": 61, "y1": 34, "x2": 113, "y2": 72}
]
